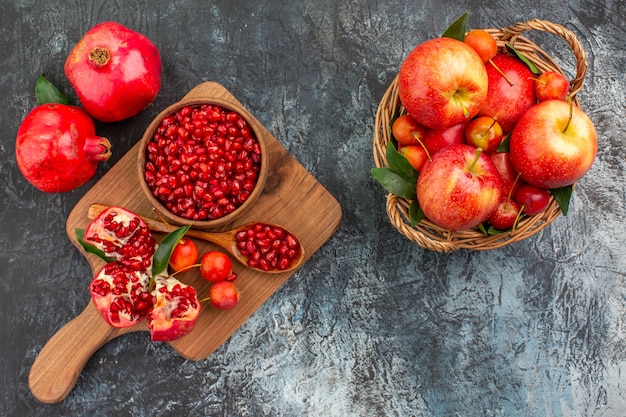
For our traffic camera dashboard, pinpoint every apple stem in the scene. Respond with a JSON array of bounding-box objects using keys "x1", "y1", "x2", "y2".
[
  {"x1": 489, "y1": 59, "x2": 514, "y2": 86},
  {"x1": 413, "y1": 132, "x2": 432, "y2": 161},
  {"x1": 562, "y1": 98, "x2": 574, "y2": 133},
  {"x1": 467, "y1": 147, "x2": 483, "y2": 174},
  {"x1": 455, "y1": 95, "x2": 471, "y2": 118}
]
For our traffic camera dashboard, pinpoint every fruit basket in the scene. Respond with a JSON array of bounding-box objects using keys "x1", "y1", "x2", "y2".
[{"x1": 372, "y1": 19, "x2": 589, "y2": 252}]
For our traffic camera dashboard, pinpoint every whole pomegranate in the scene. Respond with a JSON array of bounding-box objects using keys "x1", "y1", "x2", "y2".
[
  {"x1": 64, "y1": 21, "x2": 161, "y2": 122},
  {"x1": 15, "y1": 103, "x2": 111, "y2": 193}
]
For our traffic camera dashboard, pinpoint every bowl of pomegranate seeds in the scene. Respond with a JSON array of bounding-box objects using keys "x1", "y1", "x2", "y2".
[{"x1": 138, "y1": 98, "x2": 268, "y2": 229}]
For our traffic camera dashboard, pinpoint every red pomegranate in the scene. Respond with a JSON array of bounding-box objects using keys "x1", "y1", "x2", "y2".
[
  {"x1": 15, "y1": 103, "x2": 111, "y2": 193},
  {"x1": 64, "y1": 21, "x2": 161, "y2": 122}
]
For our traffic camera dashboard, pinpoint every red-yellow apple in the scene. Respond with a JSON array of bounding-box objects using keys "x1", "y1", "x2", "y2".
[
  {"x1": 489, "y1": 152, "x2": 525, "y2": 199},
  {"x1": 535, "y1": 71, "x2": 570, "y2": 101},
  {"x1": 417, "y1": 144, "x2": 502, "y2": 230},
  {"x1": 465, "y1": 116, "x2": 503, "y2": 153},
  {"x1": 398, "y1": 37, "x2": 488, "y2": 130},
  {"x1": 509, "y1": 100, "x2": 597, "y2": 188},
  {"x1": 422, "y1": 123, "x2": 467, "y2": 155},
  {"x1": 477, "y1": 53, "x2": 536, "y2": 132}
]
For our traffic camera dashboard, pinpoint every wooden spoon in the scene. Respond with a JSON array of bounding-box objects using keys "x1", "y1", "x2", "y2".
[{"x1": 87, "y1": 203, "x2": 305, "y2": 274}]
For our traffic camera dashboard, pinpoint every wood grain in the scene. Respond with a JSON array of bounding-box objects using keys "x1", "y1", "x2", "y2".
[{"x1": 28, "y1": 82, "x2": 343, "y2": 404}]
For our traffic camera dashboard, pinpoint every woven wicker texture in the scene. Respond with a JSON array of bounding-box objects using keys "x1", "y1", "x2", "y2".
[{"x1": 372, "y1": 19, "x2": 588, "y2": 252}]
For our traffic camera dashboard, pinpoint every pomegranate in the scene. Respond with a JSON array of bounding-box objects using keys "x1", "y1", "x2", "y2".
[
  {"x1": 147, "y1": 276, "x2": 201, "y2": 342},
  {"x1": 64, "y1": 21, "x2": 161, "y2": 122},
  {"x1": 15, "y1": 103, "x2": 111, "y2": 193},
  {"x1": 83, "y1": 206, "x2": 201, "y2": 341},
  {"x1": 143, "y1": 104, "x2": 262, "y2": 221},
  {"x1": 90, "y1": 261, "x2": 152, "y2": 328},
  {"x1": 235, "y1": 223, "x2": 302, "y2": 272}
]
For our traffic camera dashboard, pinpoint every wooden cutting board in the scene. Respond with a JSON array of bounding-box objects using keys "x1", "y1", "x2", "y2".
[{"x1": 28, "y1": 82, "x2": 343, "y2": 404}]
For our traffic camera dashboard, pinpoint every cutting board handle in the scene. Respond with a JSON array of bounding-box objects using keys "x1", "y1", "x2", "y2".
[{"x1": 28, "y1": 302, "x2": 138, "y2": 404}]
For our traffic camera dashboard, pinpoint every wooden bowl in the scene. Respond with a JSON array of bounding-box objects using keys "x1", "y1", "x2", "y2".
[{"x1": 138, "y1": 97, "x2": 268, "y2": 230}]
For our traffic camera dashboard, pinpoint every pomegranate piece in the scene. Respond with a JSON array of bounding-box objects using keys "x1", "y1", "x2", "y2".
[
  {"x1": 65, "y1": 21, "x2": 161, "y2": 122},
  {"x1": 89, "y1": 261, "x2": 152, "y2": 328},
  {"x1": 83, "y1": 206, "x2": 157, "y2": 272},
  {"x1": 15, "y1": 103, "x2": 111, "y2": 193},
  {"x1": 143, "y1": 104, "x2": 262, "y2": 221},
  {"x1": 147, "y1": 275, "x2": 201, "y2": 342},
  {"x1": 235, "y1": 223, "x2": 302, "y2": 272}
]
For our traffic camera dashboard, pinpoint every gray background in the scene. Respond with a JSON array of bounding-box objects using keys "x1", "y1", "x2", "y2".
[{"x1": 1, "y1": 0, "x2": 625, "y2": 416}]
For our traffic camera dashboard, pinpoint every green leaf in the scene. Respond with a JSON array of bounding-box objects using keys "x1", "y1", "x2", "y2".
[
  {"x1": 441, "y1": 12, "x2": 469, "y2": 41},
  {"x1": 386, "y1": 141, "x2": 419, "y2": 182},
  {"x1": 496, "y1": 133, "x2": 511, "y2": 152},
  {"x1": 487, "y1": 225, "x2": 508, "y2": 235},
  {"x1": 35, "y1": 74, "x2": 71, "y2": 105},
  {"x1": 550, "y1": 185, "x2": 573, "y2": 215},
  {"x1": 75, "y1": 228, "x2": 115, "y2": 263},
  {"x1": 151, "y1": 225, "x2": 191, "y2": 279},
  {"x1": 409, "y1": 200, "x2": 425, "y2": 226},
  {"x1": 371, "y1": 167, "x2": 417, "y2": 200},
  {"x1": 505, "y1": 44, "x2": 540, "y2": 75}
]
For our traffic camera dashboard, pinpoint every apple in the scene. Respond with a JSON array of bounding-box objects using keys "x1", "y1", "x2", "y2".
[
  {"x1": 489, "y1": 152, "x2": 525, "y2": 199},
  {"x1": 509, "y1": 100, "x2": 597, "y2": 189},
  {"x1": 477, "y1": 53, "x2": 537, "y2": 132},
  {"x1": 398, "y1": 37, "x2": 488, "y2": 129},
  {"x1": 465, "y1": 116, "x2": 503, "y2": 153},
  {"x1": 422, "y1": 123, "x2": 467, "y2": 155},
  {"x1": 399, "y1": 145, "x2": 429, "y2": 171},
  {"x1": 417, "y1": 144, "x2": 502, "y2": 230},
  {"x1": 515, "y1": 184, "x2": 551, "y2": 216},
  {"x1": 392, "y1": 114, "x2": 427, "y2": 146},
  {"x1": 489, "y1": 199, "x2": 521, "y2": 230},
  {"x1": 534, "y1": 71, "x2": 570, "y2": 101}
]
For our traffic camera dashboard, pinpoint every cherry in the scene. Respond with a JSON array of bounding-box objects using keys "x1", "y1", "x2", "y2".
[
  {"x1": 534, "y1": 71, "x2": 570, "y2": 101},
  {"x1": 200, "y1": 251, "x2": 234, "y2": 282},
  {"x1": 392, "y1": 114, "x2": 427, "y2": 147},
  {"x1": 169, "y1": 238, "x2": 199, "y2": 272},
  {"x1": 489, "y1": 198, "x2": 522, "y2": 230},
  {"x1": 515, "y1": 184, "x2": 551, "y2": 216},
  {"x1": 208, "y1": 281, "x2": 240, "y2": 310},
  {"x1": 464, "y1": 30, "x2": 497, "y2": 63},
  {"x1": 399, "y1": 145, "x2": 429, "y2": 171},
  {"x1": 465, "y1": 116, "x2": 504, "y2": 153}
]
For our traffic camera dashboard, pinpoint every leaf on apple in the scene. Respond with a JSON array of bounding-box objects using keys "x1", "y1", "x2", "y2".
[
  {"x1": 371, "y1": 167, "x2": 417, "y2": 200},
  {"x1": 496, "y1": 133, "x2": 511, "y2": 152},
  {"x1": 550, "y1": 185, "x2": 573, "y2": 215},
  {"x1": 409, "y1": 200, "x2": 425, "y2": 226},
  {"x1": 441, "y1": 12, "x2": 469, "y2": 41},
  {"x1": 505, "y1": 44, "x2": 540, "y2": 75}
]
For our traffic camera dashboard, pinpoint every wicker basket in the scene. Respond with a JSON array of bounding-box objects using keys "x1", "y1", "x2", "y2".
[{"x1": 372, "y1": 19, "x2": 588, "y2": 252}]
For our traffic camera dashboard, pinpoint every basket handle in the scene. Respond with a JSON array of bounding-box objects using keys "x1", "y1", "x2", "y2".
[{"x1": 500, "y1": 19, "x2": 588, "y2": 97}]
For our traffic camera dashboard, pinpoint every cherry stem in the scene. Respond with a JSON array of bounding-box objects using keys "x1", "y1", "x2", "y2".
[
  {"x1": 507, "y1": 173, "x2": 521, "y2": 202},
  {"x1": 488, "y1": 59, "x2": 514, "y2": 86},
  {"x1": 467, "y1": 148, "x2": 483, "y2": 174},
  {"x1": 513, "y1": 205, "x2": 525, "y2": 230},
  {"x1": 413, "y1": 132, "x2": 432, "y2": 161},
  {"x1": 198, "y1": 296, "x2": 211, "y2": 304},
  {"x1": 562, "y1": 98, "x2": 574, "y2": 133}
]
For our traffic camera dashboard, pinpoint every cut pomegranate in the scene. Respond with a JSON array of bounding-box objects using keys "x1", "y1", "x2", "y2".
[
  {"x1": 83, "y1": 206, "x2": 157, "y2": 272},
  {"x1": 235, "y1": 223, "x2": 302, "y2": 272},
  {"x1": 143, "y1": 104, "x2": 262, "y2": 221},
  {"x1": 89, "y1": 261, "x2": 152, "y2": 328},
  {"x1": 147, "y1": 276, "x2": 201, "y2": 342}
]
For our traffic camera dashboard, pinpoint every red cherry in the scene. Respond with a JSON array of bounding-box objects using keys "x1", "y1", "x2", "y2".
[
  {"x1": 200, "y1": 251, "x2": 233, "y2": 282},
  {"x1": 515, "y1": 184, "x2": 551, "y2": 216}
]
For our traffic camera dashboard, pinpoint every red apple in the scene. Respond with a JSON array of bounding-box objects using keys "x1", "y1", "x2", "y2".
[
  {"x1": 392, "y1": 114, "x2": 427, "y2": 147},
  {"x1": 398, "y1": 37, "x2": 488, "y2": 129},
  {"x1": 399, "y1": 145, "x2": 428, "y2": 171},
  {"x1": 465, "y1": 116, "x2": 504, "y2": 153},
  {"x1": 515, "y1": 184, "x2": 551, "y2": 216},
  {"x1": 489, "y1": 152, "x2": 525, "y2": 199},
  {"x1": 535, "y1": 71, "x2": 570, "y2": 101},
  {"x1": 489, "y1": 199, "x2": 521, "y2": 230},
  {"x1": 422, "y1": 123, "x2": 467, "y2": 155},
  {"x1": 509, "y1": 100, "x2": 597, "y2": 189},
  {"x1": 417, "y1": 144, "x2": 502, "y2": 230},
  {"x1": 477, "y1": 54, "x2": 537, "y2": 132}
]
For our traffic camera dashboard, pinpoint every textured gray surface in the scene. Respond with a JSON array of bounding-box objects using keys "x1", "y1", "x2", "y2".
[{"x1": 1, "y1": 0, "x2": 625, "y2": 416}]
